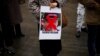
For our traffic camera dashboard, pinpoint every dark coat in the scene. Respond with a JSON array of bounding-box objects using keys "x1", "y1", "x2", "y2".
[
  {"x1": 8, "y1": 0, "x2": 23, "y2": 24},
  {"x1": 40, "y1": 40, "x2": 62, "y2": 55},
  {"x1": 0, "y1": 0, "x2": 10, "y2": 23}
]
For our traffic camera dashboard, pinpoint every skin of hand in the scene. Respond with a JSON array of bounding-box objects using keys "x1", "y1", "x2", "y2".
[{"x1": 50, "y1": 2, "x2": 58, "y2": 8}]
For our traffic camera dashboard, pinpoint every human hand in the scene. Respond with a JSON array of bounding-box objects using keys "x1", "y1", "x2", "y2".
[{"x1": 50, "y1": 2, "x2": 57, "y2": 8}]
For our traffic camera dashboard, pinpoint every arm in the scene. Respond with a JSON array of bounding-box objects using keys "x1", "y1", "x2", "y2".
[
  {"x1": 28, "y1": 0, "x2": 40, "y2": 21},
  {"x1": 28, "y1": 0, "x2": 40, "y2": 14}
]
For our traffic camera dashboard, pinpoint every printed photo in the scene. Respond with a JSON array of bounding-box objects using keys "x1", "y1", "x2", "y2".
[{"x1": 40, "y1": 13, "x2": 61, "y2": 32}]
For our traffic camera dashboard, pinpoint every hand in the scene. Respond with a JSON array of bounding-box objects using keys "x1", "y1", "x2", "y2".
[{"x1": 50, "y1": 2, "x2": 57, "y2": 8}]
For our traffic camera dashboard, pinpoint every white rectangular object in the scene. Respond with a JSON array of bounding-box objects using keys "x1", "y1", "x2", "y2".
[{"x1": 39, "y1": 6, "x2": 62, "y2": 40}]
